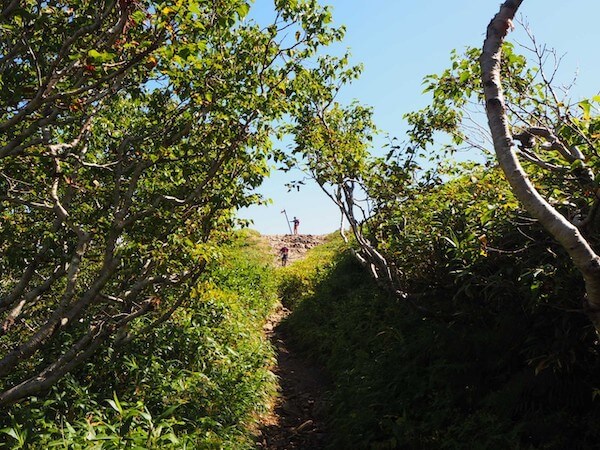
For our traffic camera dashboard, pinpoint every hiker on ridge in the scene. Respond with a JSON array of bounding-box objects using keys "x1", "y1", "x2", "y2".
[{"x1": 291, "y1": 217, "x2": 300, "y2": 235}]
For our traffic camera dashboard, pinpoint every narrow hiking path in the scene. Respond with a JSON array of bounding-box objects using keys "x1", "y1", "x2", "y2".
[{"x1": 256, "y1": 234, "x2": 330, "y2": 449}]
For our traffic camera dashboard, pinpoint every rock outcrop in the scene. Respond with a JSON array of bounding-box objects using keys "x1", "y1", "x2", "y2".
[{"x1": 263, "y1": 234, "x2": 328, "y2": 265}]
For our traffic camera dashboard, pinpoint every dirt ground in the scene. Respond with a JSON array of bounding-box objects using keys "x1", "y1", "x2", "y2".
[
  {"x1": 256, "y1": 305, "x2": 330, "y2": 449},
  {"x1": 255, "y1": 234, "x2": 331, "y2": 449}
]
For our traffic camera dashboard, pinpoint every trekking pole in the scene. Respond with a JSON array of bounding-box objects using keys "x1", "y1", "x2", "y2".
[{"x1": 281, "y1": 209, "x2": 293, "y2": 235}]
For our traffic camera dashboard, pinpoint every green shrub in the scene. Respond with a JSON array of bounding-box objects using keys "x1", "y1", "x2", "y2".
[
  {"x1": 0, "y1": 230, "x2": 278, "y2": 449},
  {"x1": 281, "y1": 169, "x2": 600, "y2": 449},
  {"x1": 276, "y1": 233, "x2": 346, "y2": 310}
]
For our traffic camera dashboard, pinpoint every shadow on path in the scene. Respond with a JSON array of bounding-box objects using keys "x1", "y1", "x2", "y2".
[{"x1": 256, "y1": 305, "x2": 330, "y2": 450}]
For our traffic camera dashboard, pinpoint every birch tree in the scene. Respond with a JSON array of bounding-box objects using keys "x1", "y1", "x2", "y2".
[{"x1": 481, "y1": 0, "x2": 600, "y2": 331}]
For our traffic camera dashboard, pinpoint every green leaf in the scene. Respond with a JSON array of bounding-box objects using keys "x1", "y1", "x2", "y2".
[
  {"x1": 237, "y1": 2, "x2": 250, "y2": 18},
  {"x1": 0, "y1": 427, "x2": 20, "y2": 441},
  {"x1": 157, "y1": 404, "x2": 181, "y2": 420},
  {"x1": 87, "y1": 49, "x2": 115, "y2": 62},
  {"x1": 579, "y1": 99, "x2": 591, "y2": 120},
  {"x1": 570, "y1": 159, "x2": 584, "y2": 169},
  {"x1": 108, "y1": 392, "x2": 123, "y2": 414},
  {"x1": 131, "y1": 10, "x2": 146, "y2": 23}
]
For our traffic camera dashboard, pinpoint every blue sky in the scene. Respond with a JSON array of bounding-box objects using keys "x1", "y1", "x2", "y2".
[{"x1": 239, "y1": 0, "x2": 600, "y2": 235}]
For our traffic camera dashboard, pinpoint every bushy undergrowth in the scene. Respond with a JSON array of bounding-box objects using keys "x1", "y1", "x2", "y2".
[
  {"x1": 0, "y1": 229, "x2": 277, "y2": 449},
  {"x1": 280, "y1": 170, "x2": 600, "y2": 449},
  {"x1": 276, "y1": 233, "x2": 347, "y2": 311}
]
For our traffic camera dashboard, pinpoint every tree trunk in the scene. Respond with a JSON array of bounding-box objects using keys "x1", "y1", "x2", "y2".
[{"x1": 480, "y1": 0, "x2": 600, "y2": 331}]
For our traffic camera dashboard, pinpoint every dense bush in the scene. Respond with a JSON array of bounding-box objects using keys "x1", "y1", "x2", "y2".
[
  {"x1": 281, "y1": 170, "x2": 600, "y2": 449},
  {"x1": 0, "y1": 230, "x2": 278, "y2": 449}
]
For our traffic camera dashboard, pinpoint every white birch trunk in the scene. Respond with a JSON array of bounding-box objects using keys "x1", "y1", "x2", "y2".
[{"x1": 480, "y1": 0, "x2": 600, "y2": 332}]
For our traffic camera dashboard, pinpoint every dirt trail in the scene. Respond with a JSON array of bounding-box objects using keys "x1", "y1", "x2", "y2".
[{"x1": 256, "y1": 234, "x2": 330, "y2": 449}]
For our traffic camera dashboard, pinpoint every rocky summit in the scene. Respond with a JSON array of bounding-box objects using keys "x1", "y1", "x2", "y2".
[{"x1": 263, "y1": 234, "x2": 328, "y2": 265}]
